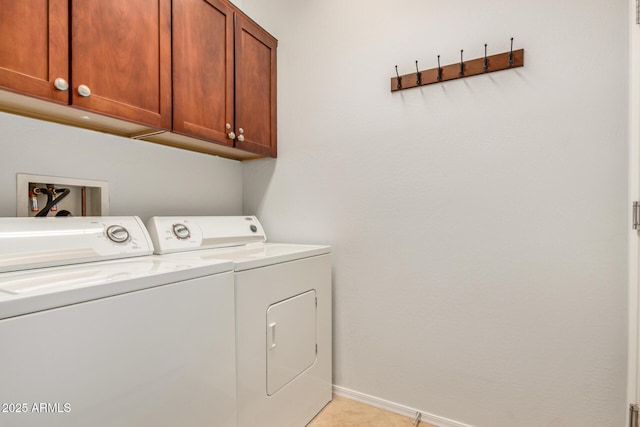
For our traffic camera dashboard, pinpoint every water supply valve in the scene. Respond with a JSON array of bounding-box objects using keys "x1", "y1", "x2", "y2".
[
  {"x1": 47, "y1": 185, "x2": 58, "y2": 212},
  {"x1": 29, "y1": 184, "x2": 39, "y2": 212}
]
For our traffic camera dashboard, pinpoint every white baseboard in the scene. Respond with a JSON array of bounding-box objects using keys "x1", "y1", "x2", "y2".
[{"x1": 332, "y1": 385, "x2": 476, "y2": 427}]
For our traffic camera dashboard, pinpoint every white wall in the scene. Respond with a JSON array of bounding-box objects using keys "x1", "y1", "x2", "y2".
[
  {"x1": 0, "y1": 112, "x2": 242, "y2": 220},
  {"x1": 241, "y1": 0, "x2": 629, "y2": 426}
]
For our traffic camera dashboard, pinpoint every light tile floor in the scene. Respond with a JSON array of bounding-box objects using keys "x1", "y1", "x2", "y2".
[{"x1": 307, "y1": 395, "x2": 437, "y2": 427}]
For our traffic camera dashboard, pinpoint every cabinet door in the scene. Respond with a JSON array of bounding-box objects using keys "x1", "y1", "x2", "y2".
[
  {"x1": 234, "y1": 13, "x2": 278, "y2": 157},
  {"x1": 173, "y1": 0, "x2": 234, "y2": 146},
  {"x1": 71, "y1": 0, "x2": 171, "y2": 129},
  {"x1": 0, "y1": 0, "x2": 69, "y2": 104}
]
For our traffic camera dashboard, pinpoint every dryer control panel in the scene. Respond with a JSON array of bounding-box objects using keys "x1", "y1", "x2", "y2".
[{"x1": 146, "y1": 216, "x2": 267, "y2": 254}]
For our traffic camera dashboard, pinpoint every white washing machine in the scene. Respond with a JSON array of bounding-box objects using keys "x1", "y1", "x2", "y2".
[
  {"x1": 0, "y1": 217, "x2": 236, "y2": 427},
  {"x1": 146, "y1": 216, "x2": 332, "y2": 427}
]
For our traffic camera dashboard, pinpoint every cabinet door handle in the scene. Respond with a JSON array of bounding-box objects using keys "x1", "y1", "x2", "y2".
[
  {"x1": 237, "y1": 134, "x2": 245, "y2": 142},
  {"x1": 77, "y1": 85, "x2": 92, "y2": 97},
  {"x1": 54, "y1": 78, "x2": 69, "y2": 91},
  {"x1": 226, "y1": 123, "x2": 236, "y2": 139}
]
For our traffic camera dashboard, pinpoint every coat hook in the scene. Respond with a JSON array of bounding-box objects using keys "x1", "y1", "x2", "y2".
[
  {"x1": 459, "y1": 49, "x2": 465, "y2": 76},
  {"x1": 483, "y1": 44, "x2": 488, "y2": 72},
  {"x1": 509, "y1": 37, "x2": 514, "y2": 66},
  {"x1": 437, "y1": 55, "x2": 442, "y2": 81},
  {"x1": 415, "y1": 60, "x2": 422, "y2": 85},
  {"x1": 395, "y1": 65, "x2": 402, "y2": 89}
]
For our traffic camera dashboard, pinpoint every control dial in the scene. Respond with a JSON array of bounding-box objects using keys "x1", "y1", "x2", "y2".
[
  {"x1": 172, "y1": 223, "x2": 191, "y2": 240},
  {"x1": 106, "y1": 225, "x2": 130, "y2": 243}
]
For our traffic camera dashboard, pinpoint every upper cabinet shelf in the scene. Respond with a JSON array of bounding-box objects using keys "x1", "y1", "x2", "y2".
[{"x1": 0, "y1": 0, "x2": 277, "y2": 161}]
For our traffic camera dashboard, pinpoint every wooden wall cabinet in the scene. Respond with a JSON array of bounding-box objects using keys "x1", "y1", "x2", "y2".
[
  {"x1": 0, "y1": 0, "x2": 276, "y2": 160},
  {"x1": 172, "y1": 0, "x2": 234, "y2": 148},
  {"x1": 0, "y1": 0, "x2": 69, "y2": 105},
  {"x1": 71, "y1": 0, "x2": 172, "y2": 129},
  {"x1": 0, "y1": 0, "x2": 171, "y2": 130},
  {"x1": 172, "y1": 0, "x2": 277, "y2": 158},
  {"x1": 234, "y1": 13, "x2": 278, "y2": 158}
]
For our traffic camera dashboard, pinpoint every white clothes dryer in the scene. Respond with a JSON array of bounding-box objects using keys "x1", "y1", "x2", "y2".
[
  {"x1": 0, "y1": 217, "x2": 236, "y2": 427},
  {"x1": 146, "y1": 215, "x2": 332, "y2": 427}
]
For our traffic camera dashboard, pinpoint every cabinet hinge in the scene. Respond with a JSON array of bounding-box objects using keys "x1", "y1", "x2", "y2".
[
  {"x1": 634, "y1": 201, "x2": 640, "y2": 230},
  {"x1": 631, "y1": 403, "x2": 639, "y2": 427},
  {"x1": 637, "y1": 0, "x2": 640, "y2": 25}
]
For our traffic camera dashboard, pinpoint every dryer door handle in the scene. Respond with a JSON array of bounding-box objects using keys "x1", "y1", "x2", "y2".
[{"x1": 268, "y1": 322, "x2": 277, "y2": 349}]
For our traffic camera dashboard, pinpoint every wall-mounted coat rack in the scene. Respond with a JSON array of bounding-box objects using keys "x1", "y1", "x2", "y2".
[{"x1": 391, "y1": 38, "x2": 524, "y2": 92}]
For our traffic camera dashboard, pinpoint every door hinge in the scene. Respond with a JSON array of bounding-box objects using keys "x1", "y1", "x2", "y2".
[
  {"x1": 634, "y1": 201, "x2": 640, "y2": 230},
  {"x1": 631, "y1": 403, "x2": 639, "y2": 427}
]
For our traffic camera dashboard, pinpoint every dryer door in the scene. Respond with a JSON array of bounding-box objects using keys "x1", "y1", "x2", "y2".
[{"x1": 266, "y1": 290, "x2": 317, "y2": 395}]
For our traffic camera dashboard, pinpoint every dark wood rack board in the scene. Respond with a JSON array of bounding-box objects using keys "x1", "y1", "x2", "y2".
[{"x1": 391, "y1": 48, "x2": 524, "y2": 92}]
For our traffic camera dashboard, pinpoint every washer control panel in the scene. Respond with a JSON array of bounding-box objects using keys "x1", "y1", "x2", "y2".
[
  {"x1": 0, "y1": 216, "x2": 153, "y2": 273},
  {"x1": 106, "y1": 225, "x2": 130, "y2": 243}
]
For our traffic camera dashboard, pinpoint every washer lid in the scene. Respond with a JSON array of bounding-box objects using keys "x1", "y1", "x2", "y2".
[
  {"x1": 0, "y1": 217, "x2": 153, "y2": 273},
  {"x1": 0, "y1": 256, "x2": 233, "y2": 320},
  {"x1": 147, "y1": 216, "x2": 266, "y2": 254},
  {"x1": 164, "y1": 242, "x2": 330, "y2": 271}
]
